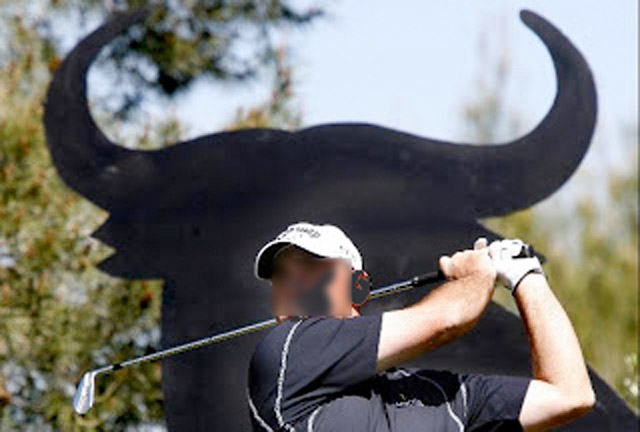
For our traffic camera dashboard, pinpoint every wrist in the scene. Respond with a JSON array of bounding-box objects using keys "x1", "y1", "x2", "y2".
[
  {"x1": 513, "y1": 272, "x2": 548, "y2": 298},
  {"x1": 496, "y1": 256, "x2": 544, "y2": 294},
  {"x1": 470, "y1": 267, "x2": 497, "y2": 291},
  {"x1": 478, "y1": 264, "x2": 497, "y2": 281}
]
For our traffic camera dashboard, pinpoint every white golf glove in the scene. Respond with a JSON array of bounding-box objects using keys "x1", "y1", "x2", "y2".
[{"x1": 488, "y1": 238, "x2": 544, "y2": 294}]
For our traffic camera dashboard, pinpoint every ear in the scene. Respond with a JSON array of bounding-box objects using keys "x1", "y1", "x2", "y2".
[{"x1": 351, "y1": 269, "x2": 372, "y2": 307}]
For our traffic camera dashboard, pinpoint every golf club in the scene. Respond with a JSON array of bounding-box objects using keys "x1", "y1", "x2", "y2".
[{"x1": 73, "y1": 243, "x2": 536, "y2": 415}]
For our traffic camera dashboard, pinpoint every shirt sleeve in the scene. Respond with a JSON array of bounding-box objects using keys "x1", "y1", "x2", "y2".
[
  {"x1": 286, "y1": 314, "x2": 382, "y2": 400},
  {"x1": 460, "y1": 372, "x2": 532, "y2": 431}
]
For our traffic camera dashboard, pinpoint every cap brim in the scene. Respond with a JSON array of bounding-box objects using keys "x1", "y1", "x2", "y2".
[
  {"x1": 254, "y1": 241, "x2": 292, "y2": 280},
  {"x1": 254, "y1": 241, "x2": 329, "y2": 280}
]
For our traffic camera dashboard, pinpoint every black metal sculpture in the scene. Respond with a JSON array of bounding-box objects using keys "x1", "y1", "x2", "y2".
[{"x1": 43, "y1": 7, "x2": 638, "y2": 431}]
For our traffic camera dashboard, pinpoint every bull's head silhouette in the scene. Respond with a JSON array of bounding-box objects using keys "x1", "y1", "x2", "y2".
[{"x1": 43, "y1": 7, "x2": 637, "y2": 431}]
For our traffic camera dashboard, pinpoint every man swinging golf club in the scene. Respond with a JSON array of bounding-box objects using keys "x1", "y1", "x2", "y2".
[{"x1": 247, "y1": 222, "x2": 595, "y2": 431}]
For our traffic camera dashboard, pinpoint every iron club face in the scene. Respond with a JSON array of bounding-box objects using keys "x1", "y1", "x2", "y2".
[{"x1": 72, "y1": 371, "x2": 96, "y2": 415}]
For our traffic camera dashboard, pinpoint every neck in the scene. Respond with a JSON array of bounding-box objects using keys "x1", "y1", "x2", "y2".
[{"x1": 276, "y1": 305, "x2": 361, "y2": 323}]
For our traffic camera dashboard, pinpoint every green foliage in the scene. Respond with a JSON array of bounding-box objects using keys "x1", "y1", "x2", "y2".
[
  {"x1": 0, "y1": 22, "x2": 165, "y2": 430},
  {"x1": 0, "y1": 5, "x2": 304, "y2": 430},
  {"x1": 0, "y1": 0, "x2": 323, "y2": 116},
  {"x1": 229, "y1": 46, "x2": 302, "y2": 130}
]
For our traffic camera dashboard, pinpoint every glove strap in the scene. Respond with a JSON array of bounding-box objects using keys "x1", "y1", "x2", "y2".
[{"x1": 512, "y1": 267, "x2": 545, "y2": 296}]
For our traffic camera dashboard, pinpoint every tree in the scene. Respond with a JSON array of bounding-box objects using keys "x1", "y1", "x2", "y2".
[
  {"x1": 0, "y1": 4, "x2": 304, "y2": 430},
  {"x1": 0, "y1": 0, "x2": 323, "y2": 117}
]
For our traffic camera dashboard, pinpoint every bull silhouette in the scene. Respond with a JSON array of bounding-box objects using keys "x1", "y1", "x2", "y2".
[{"x1": 43, "y1": 7, "x2": 638, "y2": 431}]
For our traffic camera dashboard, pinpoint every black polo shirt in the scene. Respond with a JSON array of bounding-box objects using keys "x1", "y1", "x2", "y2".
[{"x1": 247, "y1": 315, "x2": 531, "y2": 431}]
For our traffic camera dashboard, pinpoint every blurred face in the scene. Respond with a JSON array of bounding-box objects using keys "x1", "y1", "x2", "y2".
[{"x1": 270, "y1": 245, "x2": 354, "y2": 320}]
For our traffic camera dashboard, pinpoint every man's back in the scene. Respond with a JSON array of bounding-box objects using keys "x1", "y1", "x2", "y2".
[{"x1": 247, "y1": 315, "x2": 530, "y2": 432}]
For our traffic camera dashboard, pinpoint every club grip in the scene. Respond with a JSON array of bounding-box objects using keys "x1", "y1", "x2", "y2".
[
  {"x1": 409, "y1": 243, "x2": 536, "y2": 288},
  {"x1": 411, "y1": 270, "x2": 446, "y2": 287}
]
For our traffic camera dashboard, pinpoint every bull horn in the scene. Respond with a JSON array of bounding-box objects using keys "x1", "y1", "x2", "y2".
[
  {"x1": 43, "y1": 8, "x2": 152, "y2": 210},
  {"x1": 458, "y1": 9, "x2": 597, "y2": 217},
  {"x1": 297, "y1": 10, "x2": 596, "y2": 219},
  {"x1": 372, "y1": 10, "x2": 595, "y2": 218}
]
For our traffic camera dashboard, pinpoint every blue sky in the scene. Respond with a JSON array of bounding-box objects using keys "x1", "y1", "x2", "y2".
[
  {"x1": 84, "y1": 0, "x2": 636, "y2": 216},
  {"x1": 162, "y1": 0, "x2": 636, "y2": 147},
  {"x1": 120, "y1": 0, "x2": 630, "y2": 221}
]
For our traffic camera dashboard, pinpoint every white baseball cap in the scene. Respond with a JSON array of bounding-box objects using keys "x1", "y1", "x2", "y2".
[{"x1": 254, "y1": 222, "x2": 363, "y2": 280}]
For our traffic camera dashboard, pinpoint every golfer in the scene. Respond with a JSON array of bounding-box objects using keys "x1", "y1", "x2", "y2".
[{"x1": 247, "y1": 222, "x2": 595, "y2": 431}]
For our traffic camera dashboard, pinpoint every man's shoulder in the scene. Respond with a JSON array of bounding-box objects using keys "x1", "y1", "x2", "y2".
[
  {"x1": 250, "y1": 315, "x2": 381, "y2": 366},
  {"x1": 249, "y1": 318, "x2": 309, "y2": 363},
  {"x1": 251, "y1": 317, "x2": 331, "y2": 357},
  {"x1": 250, "y1": 319, "x2": 298, "y2": 361}
]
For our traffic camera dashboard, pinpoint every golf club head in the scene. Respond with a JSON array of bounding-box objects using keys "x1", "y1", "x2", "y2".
[{"x1": 73, "y1": 371, "x2": 96, "y2": 415}]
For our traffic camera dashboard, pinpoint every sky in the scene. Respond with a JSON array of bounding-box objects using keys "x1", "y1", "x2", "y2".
[
  {"x1": 83, "y1": 0, "x2": 636, "y2": 216},
  {"x1": 122, "y1": 0, "x2": 633, "y2": 222},
  {"x1": 159, "y1": 0, "x2": 637, "y2": 148}
]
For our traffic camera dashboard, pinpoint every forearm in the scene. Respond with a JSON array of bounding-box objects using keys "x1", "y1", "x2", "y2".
[
  {"x1": 423, "y1": 271, "x2": 495, "y2": 336},
  {"x1": 514, "y1": 273, "x2": 594, "y2": 399},
  {"x1": 377, "y1": 271, "x2": 494, "y2": 371}
]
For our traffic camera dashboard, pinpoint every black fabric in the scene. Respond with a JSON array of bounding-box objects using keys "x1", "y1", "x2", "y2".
[
  {"x1": 462, "y1": 373, "x2": 532, "y2": 430},
  {"x1": 247, "y1": 315, "x2": 532, "y2": 432},
  {"x1": 247, "y1": 315, "x2": 381, "y2": 430}
]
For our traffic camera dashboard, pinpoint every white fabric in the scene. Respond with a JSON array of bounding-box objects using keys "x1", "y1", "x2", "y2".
[
  {"x1": 274, "y1": 320, "x2": 303, "y2": 431},
  {"x1": 247, "y1": 389, "x2": 275, "y2": 432},
  {"x1": 488, "y1": 238, "x2": 544, "y2": 292},
  {"x1": 255, "y1": 222, "x2": 362, "y2": 279},
  {"x1": 306, "y1": 405, "x2": 323, "y2": 432},
  {"x1": 458, "y1": 375, "x2": 468, "y2": 419}
]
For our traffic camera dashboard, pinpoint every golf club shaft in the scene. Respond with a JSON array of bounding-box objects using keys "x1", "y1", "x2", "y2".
[
  {"x1": 93, "y1": 245, "x2": 536, "y2": 374},
  {"x1": 106, "y1": 245, "x2": 534, "y2": 371},
  {"x1": 112, "y1": 318, "x2": 280, "y2": 371},
  {"x1": 75, "y1": 243, "x2": 537, "y2": 415},
  {"x1": 102, "y1": 269, "x2": 445, "y2": 373}
]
